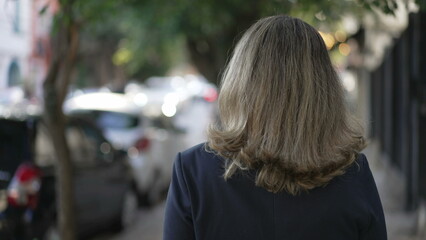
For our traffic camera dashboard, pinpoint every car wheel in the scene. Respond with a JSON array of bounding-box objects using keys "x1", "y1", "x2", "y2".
[
  {"x1": 137, "y1": 191, "x2": 151, "y2": 207},
  {"x1": 136, "y1": 169, "x2": 163, "y2": 207},
  {"x1": 43, "y1": 224, "x2": 60, "y2": 240},
  {"x1": 118, "y1": 188, "x2": 138, "y2": 230},
  {"x1": 147, "y1": 186, "x2": 164, "y2": 205},
  {"x1": 146, "y1": 169, "x2": 168, "y2": 206}
]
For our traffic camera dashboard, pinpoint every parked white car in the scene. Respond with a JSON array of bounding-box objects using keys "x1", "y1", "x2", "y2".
[{"x1": 64, "y1": 75, "x2": 218, "y2": 205}]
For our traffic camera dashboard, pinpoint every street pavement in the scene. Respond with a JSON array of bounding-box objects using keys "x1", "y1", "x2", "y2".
[
  {"x1": 93, "y1": 140, "x2": 423, "y2": 240},
  {"x1": 363, "y1": 141, "x2": 421, "y2": 240},
  {"x1": 92, "y1": 203, "x2": 165, "y2": 240}
]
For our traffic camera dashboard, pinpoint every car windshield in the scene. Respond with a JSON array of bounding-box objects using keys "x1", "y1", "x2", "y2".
[{"x1": 72, "y1": 110, "x2": 140, "y2": 130}]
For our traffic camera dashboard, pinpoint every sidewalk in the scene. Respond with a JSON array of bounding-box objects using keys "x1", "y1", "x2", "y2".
[{"x1": 362, "y1": 140, "x2": 421, "y2": 240}]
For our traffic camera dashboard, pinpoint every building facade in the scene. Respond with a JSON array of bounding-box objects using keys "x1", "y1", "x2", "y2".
[
  {"x1": 0, "y1": 0, "x2": 32, "y2": 97},
  {"x1": 0, "y1": 0, "x2": 56, "y2": 103}
]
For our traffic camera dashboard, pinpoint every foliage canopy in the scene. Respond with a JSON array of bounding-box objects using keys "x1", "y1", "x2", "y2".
[{"x1": 52, "y1": 0, "x2": 421, "y2": 84}]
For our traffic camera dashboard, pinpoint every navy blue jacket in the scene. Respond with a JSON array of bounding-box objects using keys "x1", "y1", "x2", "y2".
[{"x1": 163, "y1": 143, "x2": 387, "y2": 240}]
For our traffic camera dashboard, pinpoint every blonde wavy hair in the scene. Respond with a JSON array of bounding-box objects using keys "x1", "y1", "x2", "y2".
[{"x1": 207, "y1": 15, "x2": 366, "y2": 195}]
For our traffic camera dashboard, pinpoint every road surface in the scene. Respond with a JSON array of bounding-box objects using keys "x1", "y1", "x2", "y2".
[{"x1": 93, "y1": 202, "x2": 165, "y2": 240}]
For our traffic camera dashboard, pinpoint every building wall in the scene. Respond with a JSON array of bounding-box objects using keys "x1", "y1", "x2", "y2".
[
  {"x1": 0, "y1": 0, "x2": 32, "y2": 91},
  {"x1": 28, "y1": 0, "x2": 57, "y2": 100},
  {"x1": 0, "y1": 0, "x2": 56, "y2": 102}
]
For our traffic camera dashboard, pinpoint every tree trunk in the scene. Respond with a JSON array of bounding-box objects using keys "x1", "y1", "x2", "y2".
[
  {"x1": 42, "y1": 2, "x2": 79, "y2": 239},
  {"x1": 43, "y1": 85, "x2": 75, "y2": 240}
]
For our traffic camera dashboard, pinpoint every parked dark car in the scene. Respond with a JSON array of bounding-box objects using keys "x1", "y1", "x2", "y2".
[{"x1": 0, "y1": 115, "x2": 138, "y2": 240}]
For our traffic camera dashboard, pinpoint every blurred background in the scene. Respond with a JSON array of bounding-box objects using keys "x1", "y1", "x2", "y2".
[{"x1": 0, "y1": 0, "x2": 426, "y2": 240}]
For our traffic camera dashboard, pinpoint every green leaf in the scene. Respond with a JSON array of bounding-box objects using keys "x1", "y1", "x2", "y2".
[
  {"x1": 38, "y1": 4, "x2": 49, "y2": 15},
  {"x1": 417, "y1": 0, "x2": 426, "y2": 10}
]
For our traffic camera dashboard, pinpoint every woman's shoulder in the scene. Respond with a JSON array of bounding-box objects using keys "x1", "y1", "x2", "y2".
[
  {"x1": 176, "y1": 142, "x2": 223, "y2": 174},
  {"x1": 346, "y1": 152, "x2": 371, "y2": 176},
  {"x1": 179, "y1": 142, "x2": 216, "y2": 163},
  {"x1": 180, "y1": 142, "x2": 208, "y2": 156},
  {"x1": 355, "y1": 152, "x2": 368, "y2": 167},
  {"x1": 337, "y1": 152, "x2": 378, "y2": 190}
]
